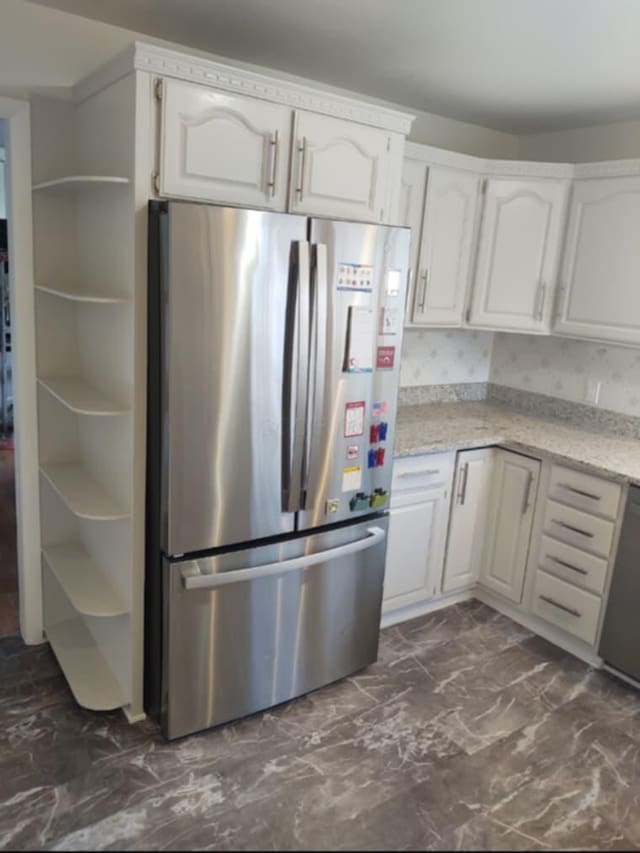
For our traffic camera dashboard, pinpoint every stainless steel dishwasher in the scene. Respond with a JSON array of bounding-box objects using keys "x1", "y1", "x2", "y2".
[{"x1": 599, "y1": 486, "x2": 640, "y2": 686}]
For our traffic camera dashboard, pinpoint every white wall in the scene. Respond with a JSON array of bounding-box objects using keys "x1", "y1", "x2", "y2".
[{"x1": 518, "y1": 119, "x2": 640, "y2": 163}]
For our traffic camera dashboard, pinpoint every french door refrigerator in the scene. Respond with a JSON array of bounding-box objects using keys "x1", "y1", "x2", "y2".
[{"x1": 147, "y1": 200, "x2": 409, "y2": 739}]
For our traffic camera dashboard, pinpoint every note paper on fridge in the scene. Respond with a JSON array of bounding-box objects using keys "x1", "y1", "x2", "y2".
[{"x1": 344, "y1": 306, "x2": 374, "y2": 373}]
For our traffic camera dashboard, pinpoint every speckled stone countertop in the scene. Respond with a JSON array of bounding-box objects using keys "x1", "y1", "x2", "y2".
[{"x1": 395, "y1": 401, "x2": 640, "y2": 486}]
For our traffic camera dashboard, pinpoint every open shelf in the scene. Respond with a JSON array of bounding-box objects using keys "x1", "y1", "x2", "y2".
[
  {"x1": 35, "y1": 284, "x2": 131, "y2": 304},
  {"x1": 38, "y1": 376, "x2": 129, "y2": 416},
  {"x1": 33, "y1": 175, "x2": 130, "y2": 192},
  {"x1": 40, "y1": 464, "x2": 129, "y2": 521},
  {"x1": 43, "y1": 543, "x2": 128, "y2": 617},
  {"x1": 46, "y1": 617, "x2": 126, "y2": 710}
]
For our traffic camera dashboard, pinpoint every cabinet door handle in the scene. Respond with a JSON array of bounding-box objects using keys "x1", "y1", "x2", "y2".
[
  {"x1": 267, "y1": 130, "x2": 280, "y2": 197},
  {"x1": 418, "y1": 268, "x2": 429, "y2": 311},
  {"x1": 534, "y1": 281, "x2": 547, "y2": 321},
  {"x1": 457, "y1": 462, "x2": 469, "y2": 506},
  {"x1": 539, "y1": 594, "x2": 581, "y2": 619},
  {"x1": 522, "y1": 471, "x2": 535, "y2": 515},
  {"x1": 296, "y1": 136, "x2": 307, "y2": 200},
  {"x1": 548, "y1": 555, "x2": 588, "y2": 576},
  {"x1": 553, "y1": 519, "x2": 594, "y2": 539},
  {"x1": 558, "y1": 482, "x2": 601, "y2": 501}
]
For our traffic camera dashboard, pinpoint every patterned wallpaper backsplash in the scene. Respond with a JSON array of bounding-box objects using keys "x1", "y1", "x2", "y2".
[
  {"x1": 400, "y1": 329, "x2": 494, "y2": 387},
  {"x1": 490, "y1": 334, "x2": 640, "y2": 418}
]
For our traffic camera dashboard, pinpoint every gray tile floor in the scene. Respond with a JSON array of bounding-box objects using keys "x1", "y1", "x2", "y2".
[{"x1": 1, "y1": 601, "x2": 639, "y2": 850}]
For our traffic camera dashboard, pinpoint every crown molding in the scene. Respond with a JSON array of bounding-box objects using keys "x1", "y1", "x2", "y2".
[
  {"x1": 404, "y1": 141, "x2": 487, "y2": 172},
  {"x1": 573, "y1": 159, "x2": 640, "y2": 178},
  {"x1": 74, "y1": 41, "x2": 414, "y2": 135},
  {"x1": 484, "y1": 158, "x2": 574, "y2": 179}
]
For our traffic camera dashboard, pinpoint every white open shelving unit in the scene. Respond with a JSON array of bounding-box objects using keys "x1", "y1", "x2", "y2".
[{"x1": 32, "y1": 71, "x2": 145, "y2": 720}]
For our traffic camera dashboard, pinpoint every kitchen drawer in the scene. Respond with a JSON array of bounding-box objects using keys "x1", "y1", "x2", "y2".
[
  {"x1": 548, "y1": 464, "x2": 621, "y2": 521},
  {"x1": 543, "y1": 499, "x2": 615, "y2": 558},
  {"x1": 538, "y1": 534, "x2": 608, "y2": 596},
  {"x1": 532, "y1": 569, "x2": 602, "y2": 646},
  {"x1": 392, "y1": 452, "x2": 454, "y2": 496}
]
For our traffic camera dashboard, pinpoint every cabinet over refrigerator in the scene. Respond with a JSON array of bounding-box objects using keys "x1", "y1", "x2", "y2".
[{"x1": 146, "y1": 201, "x2": 409, "y2": 738}]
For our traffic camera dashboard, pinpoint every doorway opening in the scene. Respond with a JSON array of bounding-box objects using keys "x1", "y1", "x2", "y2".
[{"x1": 0, "y1": 118, "x2": 19, "y2": 636}]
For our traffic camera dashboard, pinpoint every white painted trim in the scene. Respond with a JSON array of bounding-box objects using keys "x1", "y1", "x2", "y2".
[
  {"x1": 573, "y1": 159, "x2": 640, "y2": 179},
  {"x1": 0, "y1": 98, "x2": 42, "y2": 644},
  {"x1": 483, "y1": 159, "x2": 573, "y2": 179},
  {"x1": 404, "y1": 141, "x2": 487, "y2": 172},
  {"x1": 74, "y1": 42, "x2": 415, "y2": 135},
  {"x1": 404, "y1": 141, "x2": 574, "y2": 179},
  {"x1": 380, "y1": 588, "x2": 474, "y2": 629}
]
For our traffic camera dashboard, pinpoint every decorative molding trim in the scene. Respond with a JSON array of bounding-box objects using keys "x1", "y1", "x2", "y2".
[
  {"x1": 573, "y1": 159, "x2": 640, "y2": 179},
  {"x1": 483, "y1": 158, "x2": 574, "y2": 179},
  {"x1": 404, "y1": 141, "x2": 487, "y2": 173},
  {"x1": 75, "y1": 41, "x2": 414, "y2": 134}
]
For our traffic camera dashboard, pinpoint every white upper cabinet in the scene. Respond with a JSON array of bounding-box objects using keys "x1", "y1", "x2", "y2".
[
  {"x1": 468, "y1": 177, "x2": 569, "y2": 333},
  {"x1": 159, "y1": 78, "x2": 292, "y2": 209},
  {"x1": 289, "y1": 110, "x2": 393, "y2": 222},
  {"x1": 555, "y1": 175, "x2": 640, "y2": 346},
  {"x1": 413, "y1": 167, "x2": 480, "y2": 327}
]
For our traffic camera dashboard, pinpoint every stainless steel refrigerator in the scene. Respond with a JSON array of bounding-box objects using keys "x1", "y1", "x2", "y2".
[{"x1": 146, "y1": 200, "x2": 409, "y2": 739}]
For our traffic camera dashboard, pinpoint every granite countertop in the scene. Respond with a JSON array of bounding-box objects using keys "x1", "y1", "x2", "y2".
[{"x1": 395, "y1": 401, "x2": 640, "y2": 486}]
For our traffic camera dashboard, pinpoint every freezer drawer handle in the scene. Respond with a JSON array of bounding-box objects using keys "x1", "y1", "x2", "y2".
[{"x1": 180, "y1": 526, "x2": 386, "y2": 590}]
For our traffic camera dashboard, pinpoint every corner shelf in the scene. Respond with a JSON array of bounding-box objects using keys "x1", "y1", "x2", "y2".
[
  {"x1": 35, "y1": 284, "x2": 131, "y2": 305},
  {"x1": 46, "y1": 617, "x2": 126, "y2": 710},
  {"x1": 43, "y1": 543, "x2": 128, "y2": 617},
  {"x1": 40, "y1": 464, "x2": 129, "y2": 521},
  {"x1": 38, "y1": 376, "x2": 130, "y2": 417},
  {"x1": 32, "y1": 175, "x2": 130, "y2": 192}
]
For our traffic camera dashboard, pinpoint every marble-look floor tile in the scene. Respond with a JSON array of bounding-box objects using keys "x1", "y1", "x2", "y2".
[{"x1": 1, "y1": 600, "x2": 640, "y2": 851}]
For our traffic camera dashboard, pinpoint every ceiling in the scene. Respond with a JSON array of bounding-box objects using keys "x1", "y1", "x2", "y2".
[{"x1": 14, "y1": 0, "x2": 640, "y2": 133}]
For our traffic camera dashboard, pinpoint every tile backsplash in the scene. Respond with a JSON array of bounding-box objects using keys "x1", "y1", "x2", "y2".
[
  {"x1": 490, "y1": 333, "x2": 640, "y2": 418},
  {"x1": 400, "y1": 329, "x2": 494, "y2": 387}
]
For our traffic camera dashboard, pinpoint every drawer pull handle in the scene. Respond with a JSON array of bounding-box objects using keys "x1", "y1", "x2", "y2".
[
  {"x1": 399, "y1": 469, "x2": 440, "y2": 478},
  {"x1": 548, "y1": 555, "x2": 588, "y2": 576},
  {"x1": 539, "y1": 594, "x2": 581, "y2": 619},
  {"x1": 559, "y1": 483, "x2": 601, "y2": 501},
  {"x1": 554, "y1": 519, "x2": 594, "y2": 539}
]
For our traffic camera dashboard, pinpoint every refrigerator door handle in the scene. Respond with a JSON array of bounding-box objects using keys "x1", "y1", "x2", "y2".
[
  {"x1": 283, "y1": 240, "x2": 311, "y2": 513},
  {"x1": 303, "y1": 242, "x2": 328, "y2": 508},
  {"x1": 180, "y1": 526, "x2": 386, "y2": 590}
]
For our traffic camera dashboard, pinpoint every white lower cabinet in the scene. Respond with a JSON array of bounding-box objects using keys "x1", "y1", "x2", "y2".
[
  {"x1": 442, "y1": 448, "x2": 493, "y2": 593},
  {"x1": 383, "y1": 453, "x2": 454, "y2": 615},
  {"x1": 478, "y1": 449, "x2": 541, "y2": 603}
]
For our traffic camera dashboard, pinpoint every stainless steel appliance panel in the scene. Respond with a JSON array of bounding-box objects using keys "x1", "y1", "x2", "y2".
[
  {"x1": 299, "y1": 219, "x2": 409, "y2": 529},
  {"x1": 164, "y1": 517, "x2": 388, "y2": 739},
  {"x1": 599, "y1": 487, "x2": 640, "y2": 682},
  {"x1": 163, "y1": 203, "x2": 308, "y2": 555}
]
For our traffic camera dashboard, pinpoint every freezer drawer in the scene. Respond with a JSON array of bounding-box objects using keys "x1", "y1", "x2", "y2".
[{"x1": 162, "y1": 518, "x2": 388, "y2": 739}]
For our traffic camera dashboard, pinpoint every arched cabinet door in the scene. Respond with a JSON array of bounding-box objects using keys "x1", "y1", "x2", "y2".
[
  {"x1": 159, "y1": 77, "x2": 292, "y2": 210},
  {"x1": 468, "y1": 177, "x2": 568, "y2": 333},
  {"x1": 555, "y1": 176, "x2": 640, "y2": 346},
  {"x1": 289, "y1": 110, "x2": 394, "y2": 223},
  {"x1": 412, "y1": 166, "x2": 480, "y2": 327}
]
